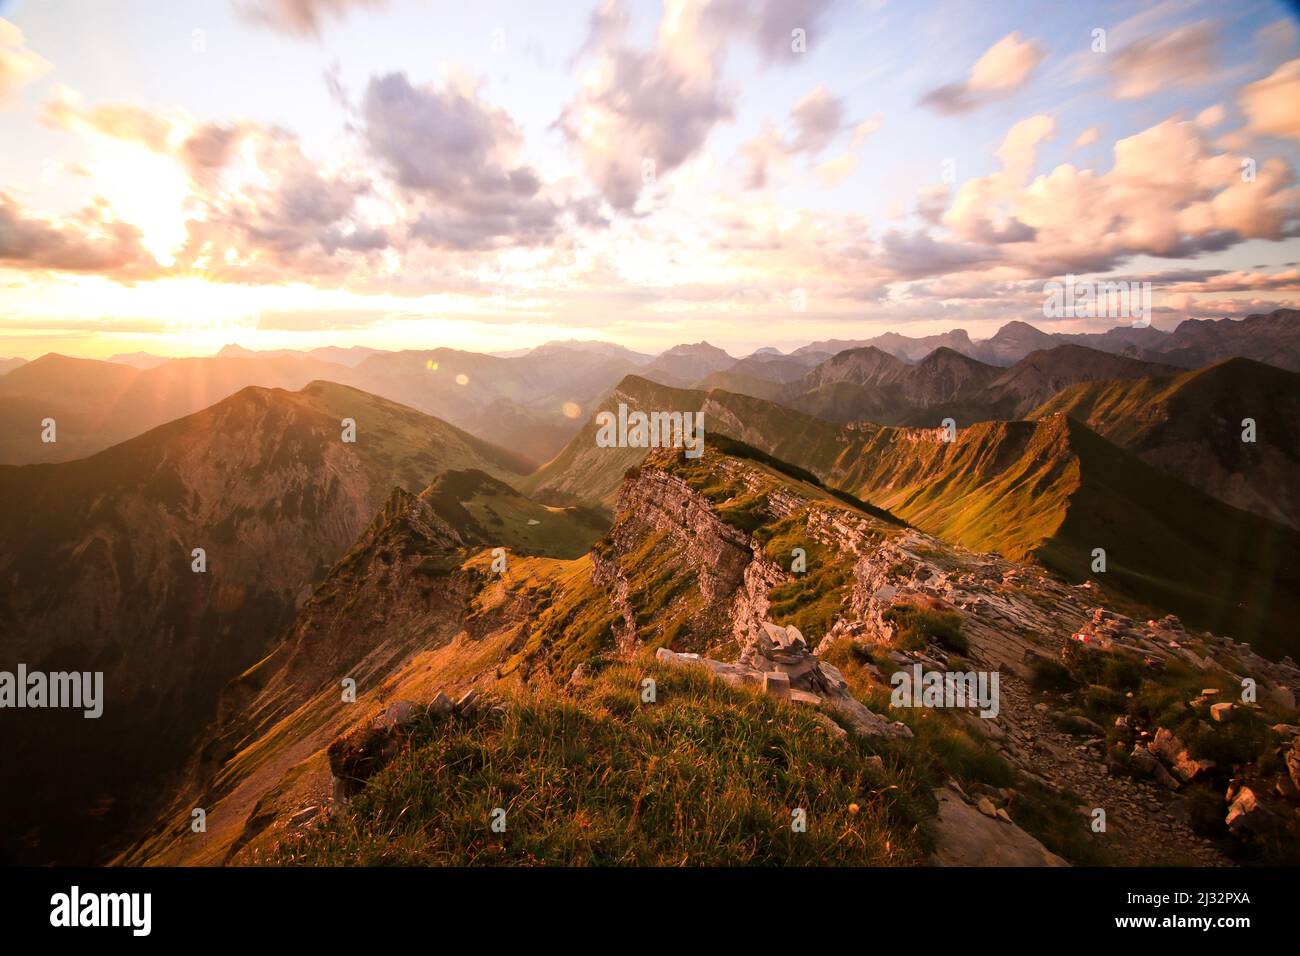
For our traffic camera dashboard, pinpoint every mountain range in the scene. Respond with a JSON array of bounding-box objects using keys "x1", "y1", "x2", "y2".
[
  {"x1": 5, "y1": 309, "x2": 1297, "y2": 471},
  {"x1": 3, "y1": 307, "x2": 1299, "y2": 866}
]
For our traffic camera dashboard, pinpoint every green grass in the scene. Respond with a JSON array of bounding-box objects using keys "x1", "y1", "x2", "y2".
[
  {"x1": 269, "y1": 661, "x2": 931, "y2": 866},
  {"x1": 883, "y1": 603, "x2": 968, "y2": 654},
  {"x1": 756, "y1": 516, "x2": 853, "y2": 641}
]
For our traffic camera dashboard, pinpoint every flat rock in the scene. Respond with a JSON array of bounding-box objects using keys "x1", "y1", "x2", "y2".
[{"x1": 929, "y1": 786, "x2": 1068, "y2": 867}]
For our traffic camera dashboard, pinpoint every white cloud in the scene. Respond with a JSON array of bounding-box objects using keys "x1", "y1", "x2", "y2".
[
  {"x1": 1240, "y1": 59, "x2": 1300, "y2": 142},
  {"x1": 920, "y1": 32, "x2": 1045, "y2": 114}
]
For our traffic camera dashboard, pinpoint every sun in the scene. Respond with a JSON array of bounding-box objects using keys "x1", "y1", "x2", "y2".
[{"x1": 84, "y1": 138, "x2": 191, "y2": 266}]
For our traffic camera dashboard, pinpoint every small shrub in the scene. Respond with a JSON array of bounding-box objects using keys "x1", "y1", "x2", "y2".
[{"x1": 1030, "y1": 657, "x2": 1076, "y2": 692}]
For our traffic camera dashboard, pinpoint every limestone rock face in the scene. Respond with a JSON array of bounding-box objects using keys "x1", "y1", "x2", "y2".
[{"x1": 929, "y1": 785, "x2": 1069, "y2": 867}]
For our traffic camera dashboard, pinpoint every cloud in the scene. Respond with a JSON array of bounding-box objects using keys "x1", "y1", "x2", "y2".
[
  {"x1": 175, "y1": 124, "x2": 382, "y2": 281},
  {"x1": 789, "y1": 85, "x2": 843, "y2": 153},
  {"x1": 560, "y1": 0, "x2": 837, "y2": 209},
  {"x1": 805, "y1": 115, "x2": 882, "y2": 186},
  {"x1": 945, "y1": 112, "x2": 1299, "y2": 278},
  {"x1": 878, "y1": 230, "x2": 997, "y2": 279},
  {"x1": 920, "y1": 32, "x2": 1044, "y2": 114},
  {"x1": 41, "y1": 87, "x2": 250, "y2": 184},
  {"x1": 1157, "y1": 267, "x2": 1300, "y2": 294},
  {"x1": 709, "y1": 0, "x2": 836, "y2": 64},
  {"x1": 0, "y1": 192, "x2": 161, "y2": 277},
  {"x1": 1074, "y1": 126, "x2": 1099, "y2": 147},
  {"x1": 559, "y1": 1, "x2": 734, "y2": 210},
  {"x1": 740, "y1": 122, "x2": 790, "y2": 188},
  {"x1": 740, "y1": 86, "x2": 878, "y2": 188},
  {"x1": 914, "y1": 184, "x2": 950, "y2": 224},
  {"x1": 179, "y1": 123, "x2": 248, "y2": 181},
  {"x1": 362, "y1": 71, "x2": 584, "y2": 250},
  {"x1": 943, "y1": 114, "x2": 1051, "y2": 244},
  {"x1": 1240, "y1": 59, "x2": 1300, "y2": 142},
  {"x1": 38, "y1": 85, "x2": 386, "y2": 281},
  {"x1": 40, "y1": 88, "x2": 174, "y2": 151},
  {"x1": 1255, "y1": 18, "x2": 1299, "y2": 60},
  {"x1": 31, "y1": 78, "x2": 594, "y2": 287},
  {"x1": 1106, "y1": 21, "x2": 1217, "y2": 100},
  {"x1": 0, "y1": 19, "x2": 51, "y2": 108},
  {"x1": 241, "y1": 0, "x2": 388, "y2": 37},
  {"x1": 1195, "y1": 104, "x2": 1225, "y2": 130}
]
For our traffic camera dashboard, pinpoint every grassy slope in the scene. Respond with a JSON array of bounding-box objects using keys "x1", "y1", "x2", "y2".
[
  {"x1": 293, "y1": 380, "x2": 535, "y2": 485},
  {"x1": 828, "y1": 419, "x2": 1080, "y2": 562},
  {"x1": 263, "y1": 446, "x2": 1109, "y2": 867},
  {"x1": 0, "y1": 381, "x2": 537, "y2": 864},
  {"x1": 420, "y1": 468, "x2": 608, "y2": 559},
  {"x1": 826, "y1": 415, "x2": 1300, "y2": 656},
  {"x1": 269, "y1": 661, "x2": 931, "y2": 866}
]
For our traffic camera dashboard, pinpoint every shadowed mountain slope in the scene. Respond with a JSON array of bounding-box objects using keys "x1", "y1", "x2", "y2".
[
  {"x1": 0, "y1": 380, "x2": 531, "y2": 864},
  {"x1": 1031, "y1": 358, "x2": 1300, "y2": 531}
]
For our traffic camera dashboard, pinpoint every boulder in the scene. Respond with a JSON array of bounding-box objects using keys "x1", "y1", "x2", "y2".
[
  {"x1": 1264, "y1": 684, "x2": 1296, "y2": 711},
  {"x1": 1225, "y1": 786, "x2": 1269, "y2": 834},
  {"x1": 1129, "y1": 743, "x2": 1180, "y2": 790},
  {"x1": 1171, "y1": 752, "x2": 1215, "y2": 784},
  {"x1": 289, "y1": 805, "x2": 320, "y2": 827},
  {"x1": 328, "y1": 723, "x2": 403, "y2": 797},
  {"x1": 377, "y1": 699, "x2": 420, "y2": 731},
  {"x1": 1210, "y1": 702, "x2": 1236, "y2": 723},
  {"x1": 929, "y1": 786, "x2": 1069, "y2": 867},
  {"x1": 807, "y1": 711, "x2": 848, "y2": 742},
  {"x1": 1055, "y1": 712, "x2": 1105, "y2": 736},
  {"x1": 1147, "y1": 727, "x2": 1186, "y2": 766}
]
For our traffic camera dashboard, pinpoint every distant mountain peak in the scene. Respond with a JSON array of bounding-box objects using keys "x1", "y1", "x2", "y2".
[{"x1": 663, "y1": 340, "x2": 731, "y2": 357}]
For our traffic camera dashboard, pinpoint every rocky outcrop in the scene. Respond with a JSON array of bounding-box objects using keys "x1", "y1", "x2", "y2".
[{"x1": 656, "y1": 621, "x2": 911, "y2": 740}]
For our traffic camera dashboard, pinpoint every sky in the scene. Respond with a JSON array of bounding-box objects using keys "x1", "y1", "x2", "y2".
[{"x1": 0, "y1": 0, "x2": 1299, "y2": 359}]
